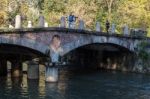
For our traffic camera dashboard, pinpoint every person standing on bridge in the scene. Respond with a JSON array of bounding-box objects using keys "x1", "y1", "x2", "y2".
[
  {"x1": 67, "y1": 12, "x2": 78, "y2": 28},
  {"x1": 106, "y1": 20, "x2": 110, "y2": 33}
]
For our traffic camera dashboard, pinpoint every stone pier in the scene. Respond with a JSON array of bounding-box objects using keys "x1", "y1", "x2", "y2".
[
  {"x1": 11, "y1": 60, "x2": 23, "y2": 77},
  {"x1": 45, "y1": 66, "x2": 58, "y2": 82},
  {"x1": 0, "y1": 59, "x2": 7, "y2": 76},
  {"x1": 27, "y1": 61, "x2": 39, "y2": 79}
]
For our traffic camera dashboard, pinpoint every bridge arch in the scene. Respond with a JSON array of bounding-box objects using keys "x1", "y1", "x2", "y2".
[
  {"x1": 0, "y1": 36, "x2": 49, "y2": 55},
  {"x1": 62, "y1": 36, "x2": 138, "y2": 56}
]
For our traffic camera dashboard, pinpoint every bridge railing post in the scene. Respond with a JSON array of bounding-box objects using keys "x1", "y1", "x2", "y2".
[
  {"x1": 123, "y1": 24, "x2": 129, "y2": 36},
  {"x1": 15, "y1": 15, "x2": 22, "y2": 29},
  {"x1": 60, "y1": 16, "x2": 66, "y2": 27},
  {"x1": 78, "y1": 20, "x2": 85, "y2": 30},
  {"x1": 111, "y1": 23, "x2": 115, "y2": 34},
  {"x1": 95, "y1": 22, "x2": 101, "y2": 32},
  {"x1": 27, "y1": 21, "x2": 32, "y2": 28},
  {"x1": 44, "y1": 22, "x2": 49, "y2": 27},
  {"x1": 9, "y1": 24, "x2": 14, "y2": 28},
  {"x1": 38, "y1": 15, "x2": 45, "y2": 27}
]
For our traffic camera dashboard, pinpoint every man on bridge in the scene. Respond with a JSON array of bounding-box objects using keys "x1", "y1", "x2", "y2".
[{"x1": 67, "y1": 12, "x2": 78, "y2": 28}]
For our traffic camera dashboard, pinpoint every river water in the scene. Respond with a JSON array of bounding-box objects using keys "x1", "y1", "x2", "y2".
[{"x1": 0, "y1": 70, "x2": 150, "y2": 99}]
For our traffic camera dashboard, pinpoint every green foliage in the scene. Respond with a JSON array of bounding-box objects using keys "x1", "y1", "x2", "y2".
[
  {"x1": 43, "y1": 0, "x2": 65, "y2": 12},
  {"x1": 0, "y1": 0, "x2": 8, "y2": 27},
  {"x1": 137, "y1": 41, "x2": 150, "y2": 61},
  {"x1": 147, "y1": 28, "x2": 150, "y2": 37},
  {"x1": 1, "y1": 0, "x2": 150, "y2": 33}
]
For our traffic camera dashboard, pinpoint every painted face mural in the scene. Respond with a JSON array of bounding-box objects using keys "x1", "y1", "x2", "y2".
[{"x1": 50, "y1": 35, "x2": 63, "y2": 53}]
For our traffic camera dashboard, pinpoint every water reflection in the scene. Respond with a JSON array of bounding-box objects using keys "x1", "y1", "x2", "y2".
[
  {"x1": 0, "y1": 70, "x2": 150, "y2": 99},
  {"x1": 28, "y1": 79, "x2": 39, "y2": 99}
]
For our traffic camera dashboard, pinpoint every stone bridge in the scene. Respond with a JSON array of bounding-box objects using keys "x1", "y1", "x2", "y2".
[
  {"x1": 0, "y1": 27, "x2": 149, "y2": 82},
  {"x1": 0, "y1": 27, "x2": 145, "y2": 55}
]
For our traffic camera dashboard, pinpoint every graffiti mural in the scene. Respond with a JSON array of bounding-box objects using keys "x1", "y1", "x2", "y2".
[{"x1": 49, "y1": 35, "x2": 63, "y2": 63}]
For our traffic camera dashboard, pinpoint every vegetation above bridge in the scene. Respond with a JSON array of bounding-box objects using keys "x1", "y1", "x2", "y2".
[{"x1": 0, "y1": 0, "x2": 150, "y2": 36}]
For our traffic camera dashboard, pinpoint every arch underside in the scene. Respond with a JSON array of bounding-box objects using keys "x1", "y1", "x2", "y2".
[
  {"x1": 61, "y1": 40, "x2": 136, "y2": 71},
  {"x1": 0, "y1": 36, "x2": 49, "y2": 55},
  {"x1": 62, "y1": 36, "x2": 138, "y2": 56},
  {"x1": 0, "y1": 44, "x2": 46, "y2": 61},
  {"x1": 0, "y1": 35, "x2": 139, "y2": 58},
  {"x1": 0, "y1": 37, "x2": 49, "y2": 62}
]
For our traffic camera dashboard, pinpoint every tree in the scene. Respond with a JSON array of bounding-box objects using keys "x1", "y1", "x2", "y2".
[
  {"x1": 116, "y1": 0, "x2": 150, "y2": 33},
  {"x1": 42, "y1": 0, "x2": 66, "y2": 26},
  {"x1": 0, "y1": 0, "x2": 150, "y2": 35},
  {"x1": 65, "y1": 0, "x2": 98, "y2": 29},
  {"x1": 0, "y1": 0, "x2": 8, "y2": 27}
]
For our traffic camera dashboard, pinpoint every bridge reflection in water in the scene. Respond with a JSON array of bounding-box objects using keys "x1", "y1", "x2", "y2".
[{"x1": 0, "y1": 69, "x2": 150, "y2": 99}]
